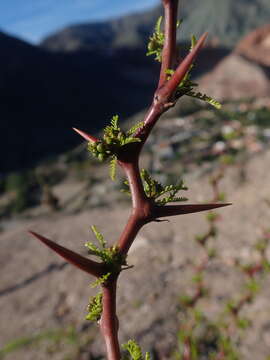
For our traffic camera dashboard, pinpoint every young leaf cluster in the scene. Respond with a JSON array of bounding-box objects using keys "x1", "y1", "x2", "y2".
[
  {"x1": 146, "y1": 16, "x2": 164, "y2": 62},
  {"x1": 147, "y1": 17, "x2": 221, "y2": 108},
  {"x1": 85, "y1": 292, "x2": 103, "y2": 322},
  {"x1": 122, "y1": 340, "x2": 150, "y2": 360},
  {"x1": 88, "y1": 115, "x2": 144, "y2": 180},
  {"x1": 122, "y1": 169, "x2": 188, "y2": 205},
  {"x1": 85, "y1": 225, "x2": 127, "y2": 274},
  {"x1": 85, "y1": 226, "x2": 128, "y2": 321}
]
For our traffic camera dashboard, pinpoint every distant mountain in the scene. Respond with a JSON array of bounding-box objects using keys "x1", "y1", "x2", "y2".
[
  {"x1": 41, "y1": 7, "x2": 160, "y2": 53},
  {"x1": 41, "y1": 0, "x2": 270, "y2": 52}
]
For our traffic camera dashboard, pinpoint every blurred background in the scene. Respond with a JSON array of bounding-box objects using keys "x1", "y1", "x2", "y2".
[{"x1": 1, "y1": 0, "x2": 270, "y2": 359}]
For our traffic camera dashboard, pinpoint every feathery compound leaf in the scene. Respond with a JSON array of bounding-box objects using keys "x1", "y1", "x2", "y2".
[
  {"x1": 156, "y1": 196, "x2": 188, "y2": 205},
  {"x1": 190, "y1": 34, "x2": 197, "y2": 50},
  {"x1": 85, "y1": 241, "x2": 103, "y2": 258},
  {"x1": 111, "y1": 115, "x2": 119, "y2": 130},
  {"x1": 91, "y1": 272, "x2": 111, "y2": 288},
  {"x1": 122, "y1": 137, "x2": 141, "y2": 145},
  {"x1": 146, "y1": 16, "x2": 164, "y2": 62},
  {"x1": 186, "y1": 90, "x2": 222, "y2": 109},
  {"x1": 127, "y1": 121, "x2": 145, "y2": 136},
  {"x1": 155, "y1": 16, "x2": 162, "y2": 33},
  {"x1": 110, "y1": 156, "x2": 117, "y2": 181},
  {"x1": 122, "y1": 169, "x2": 188, "y2": 205},
  {"x1": 140, "y1": 169, "x2": 188, "y2": 205},
  {"x1": 86, "y1": 293, "x2": 103, "y2": 322},
  {"x1": 122, "y1": 340, "x2": 150, "y2": 360},
  {"x1": 91, "y1": 225, "x2": 106, "y2": 248}
]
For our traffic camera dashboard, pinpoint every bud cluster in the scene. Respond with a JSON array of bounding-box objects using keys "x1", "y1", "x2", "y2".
[
  {"x1": 88, "y1": 140, "x2": 116, "y2": 162},
  {"x1": 88, "y1": 115, "x2": 142, "y2": 163}
]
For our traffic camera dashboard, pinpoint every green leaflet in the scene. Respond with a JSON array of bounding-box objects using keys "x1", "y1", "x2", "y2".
[
  {"x1": 91, "y1": 272, "x2": 111, "y2": 288},
  {"x1": 110, "y1": 156, "x2": 117, "y2": 181},
  {"x1": 186, "y1": 90, "x2": 222, "y2": 109},
  {"x1": 85, "y1": 293, "x2": 103, "y2": 322},
  {"x1": 122, "y1": 169, "x2": 188, "y2": 205},
  {"x1": 85, "y1": 226, "x2": 126, "y2": 286},
  {"x1": 122, "y1": 340, "x2": 150, "y2": 360},
  {"x1": 190, "y1": 34, "x2": 197, "y2": 50},
  {"x1": 146, "y1": 16, "x2": 164, "y2": 62},
  {"x1": 91, "y1": 225, "x2": 106, "y2": 248},
  {"x1": 85, "y1": 226, "x2": 128, "y2": 321},
  {"x1": 111, "y1": 115, "x2": 120, "y2": 130},
  {"x1": 85, "y1": 240, "x2": 124, "y2": 268},
  {"x1": 147, "y1": 17, "x2": 181, "y2": 63},
  {"x1": 127, "y1": 121, "x2": 144, "y2": 136}
]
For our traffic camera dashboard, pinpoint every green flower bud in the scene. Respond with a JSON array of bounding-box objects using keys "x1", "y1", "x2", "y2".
[
  {"x1": 97, "y1": 143, "x2": 105, "y2": 153},
  {"x1": 98, "y1": 153, "x2": 105, "y2": 162},
  {"x1": 148, "y1": 40, "x2": 156, "y2": 52}
]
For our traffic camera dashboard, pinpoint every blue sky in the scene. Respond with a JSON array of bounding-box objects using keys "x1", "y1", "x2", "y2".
[{"x1": 0, "y1": 0, "x2": 158, "y2": 44}]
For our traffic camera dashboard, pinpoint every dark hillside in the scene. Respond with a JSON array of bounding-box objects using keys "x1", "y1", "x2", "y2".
[{"x1": 0, "y1": 32, "x2": 157, "y2": 172}]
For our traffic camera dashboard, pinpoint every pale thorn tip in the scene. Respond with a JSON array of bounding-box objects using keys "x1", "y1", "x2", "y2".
[{"x1": 72, "y1": 127, "x2": 98, "y2": 143}]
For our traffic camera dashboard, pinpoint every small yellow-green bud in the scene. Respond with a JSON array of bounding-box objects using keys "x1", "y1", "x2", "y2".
[
  {"x1": 97, "y1": 143, "x2": 105, "y2": 152},
  {"x1": 148, "y1": 41, "x2": 155, "y2": 52},
  {"x1": 117, "y1": 132, "x2": 123, "y2": 139},
  {"x1": 106, "y1": 137, "x2": 113, "y2": 145},
  {"x1": 98, "y1": 153, "x2": 105, "y2": 161}
]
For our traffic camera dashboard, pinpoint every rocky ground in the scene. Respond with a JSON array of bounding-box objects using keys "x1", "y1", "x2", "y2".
[{"x1": 1, "y1": 146, "x2": 270, "y2": 359}]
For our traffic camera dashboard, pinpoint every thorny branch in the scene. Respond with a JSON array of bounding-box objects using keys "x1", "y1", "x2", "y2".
[{"x1": 30, "y1": 0, "x2": 230, "y2": 359}]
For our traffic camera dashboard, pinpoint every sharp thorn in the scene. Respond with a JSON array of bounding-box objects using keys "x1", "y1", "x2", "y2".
[
  {"x1": 72, "y1": 127, "x2": 98, "y2": 143},
  {"x1": 29, "y1": 231, "x2": 103, "y2": 277}
]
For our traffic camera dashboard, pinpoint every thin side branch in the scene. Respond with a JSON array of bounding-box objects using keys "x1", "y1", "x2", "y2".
[
  {"x1": 158, "y1": 0, "x2": 179, "y2": 87},
  {"x1": 117, "y1": 213, "x2": 146, "y2": 255},
  {"x1": 119, "y1": 161, "x2": 148, "y2": 208},
  {"x1": 135, "y1": 104, "x2": 163, "y2": 150}
]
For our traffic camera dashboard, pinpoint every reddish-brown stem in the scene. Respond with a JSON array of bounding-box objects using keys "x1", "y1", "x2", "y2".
[
  {"x1": 120, "y1": 161, "x2": 148, "y2": 208},
  {"x1": 100, "y1": 280, "x2": 121, "y2": 360},
  {"x1": 117, "y1": 213, "x2": 145, "y2": 256},
  {"x1": 158, "y1": 0, "x2": 179, "y2": 87},
  {"x1": 135, "y1": 103, "x2": 163, "y2": 152},
  {"x1": 117, "y1": 160, "x2": 153, "y2": 255}
]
